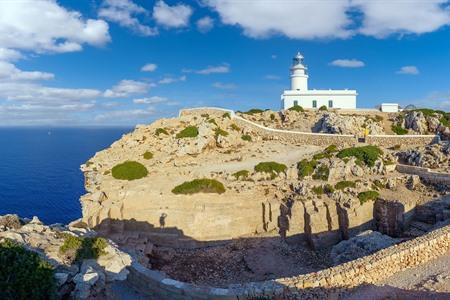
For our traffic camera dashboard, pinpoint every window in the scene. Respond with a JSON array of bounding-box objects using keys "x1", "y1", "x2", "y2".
[
  {"x1": 328, "y1": 100, "x2": 333, "y2": 108},
  {"x1": 293, "y1": 100, "x2": 298, "y2": 106},
  {"x1": 312, "y1": 100, "x2": 317, "y2": 108}
]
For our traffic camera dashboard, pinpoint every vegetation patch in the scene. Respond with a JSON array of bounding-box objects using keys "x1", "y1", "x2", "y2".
[
  {"x1": 312, "y1": 164, "x2": 330, "y2": 181},
  {"x1": 207, "y1": 118, "x2": 218, "y2": 126},
  {"x1": 335, "y1": 180, "x2": 356, "y2": 190},
  {"x1": 172, "y1": 179, "x2": 226, "y2": 195},
  {"x1": 232, "y1": 170, "x2": 250, "y2": 180},
  {"x1": 319, "y1": 105, "x2": 328, "y2": 111},
  {"x1": 323, "y1": 184, "x2": 335, "y2": 194},
  {"x1": 371, "y1": 179, "x2": 385, "y2": 190},
  {"x1": 59, "y1": 234, "x2": 108, "y2": 263},
  {"x1": 0, "y1": 239, "x2": 56, "y2": 300},
  {"x1": 297, "y1": 159, "x2": 317, "y2": 178},
  {"x1": 358, "y1": 190, "x2": 379, "y2": 204},
  {"x1": 222, "y1": 112, "x2": 231, "y2": 119},
  {"x1": 201, "y1": 113, "x2": 209, "y2": 118},
  {"x1": 241, "y1": 134, "x2": 252, "y2": 142},
  {"x1": 391, "y1": 124, "x2": 408, "y2": 135},
  {"x1": 337, "y1": 145, "x2": 383, "y2": 167},
  {"x1": 85, "y1": 161, "x2": 94, "y2": 167},
  {"x1": 176, "y1": 126, "x2": 199, "y2": 138},
  {"x1": 312, "y1": 185, "x2": 324, "y2": 195},
  {"x1": 270, "y1": 113, "x2": 275, "y2": 120},
  {"x1": 112, "y1": 161, "x2": 148, "y2": 180},
  {"x1": 143, "y1": 151, "x2": 153, "y2": 160},
  {"x1": 230, "y1": 123, "x2": 241, "y2": 131},
  {"x1": 155, "y1": 128, "x2": 169, "y2": 136},
  {"x1": 254, "y1": 161, "x2": 287, "y2": 179},
  {"x1": 313, "y1": 145, "x2": 338, "y2": 160},
  {"x1": 288, "y1": 105, "x2": 304, "y2": 112},
  {"x1": 241, "y1": 108, "x2": 265, "y2": 115},
  {"x1": 214, "y1": 127, "x2": 229, "y2": 139}
]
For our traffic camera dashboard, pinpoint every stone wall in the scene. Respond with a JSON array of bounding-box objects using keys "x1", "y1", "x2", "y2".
[
  {"x1": 396, "y1": 164, "x2": 450, "y2": 185},
  {"x1": 179, "y1": 107, "x2": 436, "y2": 148},
  {"x1": 126, "y1": 224, "x2": 450, "y2": 299}
]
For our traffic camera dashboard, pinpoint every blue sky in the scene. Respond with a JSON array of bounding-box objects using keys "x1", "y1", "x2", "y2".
[{"x1": 1, "y1": 0, "x2": 450, "y2": 126}]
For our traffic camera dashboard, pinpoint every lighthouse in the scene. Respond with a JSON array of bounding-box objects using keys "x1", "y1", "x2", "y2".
[
  {"x1": 281, "y1": 52, "x2": 357, "y2": 110},
  {"x1": 290, "y1": 52, "x2": 308, "y2": 91}
]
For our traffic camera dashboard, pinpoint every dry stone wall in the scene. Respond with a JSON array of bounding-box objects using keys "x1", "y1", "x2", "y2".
[
  {"x1": 396, "y1": 164, "x2": 450, "y2": 185},
  {"x1": 126, "y1": 224, "x2": 450, "y2": 299}
]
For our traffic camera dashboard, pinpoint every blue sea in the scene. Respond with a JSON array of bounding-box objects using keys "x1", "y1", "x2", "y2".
[{"x1": 0, "y1": 127, "x2": 131, "y2": 224}]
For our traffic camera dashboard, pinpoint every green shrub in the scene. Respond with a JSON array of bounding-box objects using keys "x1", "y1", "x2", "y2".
[
  {"x1": 391, "y1": 124, "x2": 408, "y2": 135},
  {"x1": 232, "y1": 170, "x2": 249, "y2": 180},
  {"x1": 254, "y1": 162, "x2": 287, "y2": 179},
  {"x1": 103, "y1": 170, "x2": 110, "y2": 175},
  {"x1": 112, "y1": 161, "x2": 148, "y2": 180},
  {"x1": 0, "y1": 239, "x2": 56, "y2": 300},
  {"x1": 155, "y1": 128, "x2": 169, "y2": 136},
  {"x1": 207, "y1": 118, "x2": 218, "y2": 126},
  {"x1": 297, "y1": 159, "x2": 317, "y2": 178},
  {"x1": 201, "y1": 113, "x2": 209, "y2": 118},
  {"x1": 413, "y1": 108, "x2": 440, "y2": 117},
  {"x1": 143, "y1": 151, "x2": 153, "y2": 160},
  {"x1": 335, "y1": 181, "x2": 356, "y2": 190},
  {"x1": 337, "y1": 145, "x2": 383, "y2": 167},
  {"x1": 241, "y1": 134, "x2": 252, "y2": 141},
  {"x1": 214, "y1": 127, "x2": 229, "y2": 138},
  {"x1": 230, "y1": 123, "x2": 241, "y2": 131},
  {"x1": 371, "y1": 179, "x2": 385, "y2": 190},
  {"x1": 319, "y1": 105, "x2": 328, "y2": 111},
  {"x1": 270, "y1": 113, "x2": 275, "y2": 120},
  {"x1": 288, "y1": 105, "x2": 304, "y2": 112},
  {"x1": 176, "y1": 126, "x2": 199, "y2": 138},
  {"x1": 324, "y1": 144, "x2": 338, "y2": 153},
  {"x1": 312, "y1": 164, "x2": 329, "y2": 181},
  {"x1": 172, "y1": 179, "x2": 226, "y2": 194},
  {"x1": 324, "y1": 184, "x2": 335, "y2": 194},
  {"x1": 59, "y1": 234, "x2": 108, "y2": 262},
  {"x1": 392, "y1": 144, "x2": 401, "y2": 150},
  {"x1": 242, "y1": 108, "x2": 264, "y2": 115},
  {"x1": 358, "y1": 190, "x2": 379, "y2": 204},
  {"x1": 222, "y1": 112, "x2": 231, "y2": 119},
  {"x1": 85, "y1": 161, "x2": 94, "y2": 167},
  {"x1": 312, "y1": 185, "x2": 324, "y2": 195}
]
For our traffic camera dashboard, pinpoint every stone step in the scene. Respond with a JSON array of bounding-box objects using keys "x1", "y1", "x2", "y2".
[
  {"x1": 108, "y1": 280, "x2": 152, "y2": 300},
  {"x1": 410, "y1": 221, "x2": 433, "y2": 232},
  {"x1": 403, "y1": 227, "x2": 426, "y2": 238}
]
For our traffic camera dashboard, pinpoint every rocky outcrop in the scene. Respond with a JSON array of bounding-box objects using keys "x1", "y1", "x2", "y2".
[
  {"x1": 398, "y1": 142, "x2": 450, "y2": 170},
  {"x1": 315, "y1": 112, "x2": 384, "y2": 135},
  {"x1": 374, "y1": 199, "x2": 405, "y2": 237}
]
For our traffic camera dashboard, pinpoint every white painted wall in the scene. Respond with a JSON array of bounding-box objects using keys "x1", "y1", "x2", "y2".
[
  {"x1": 281, "y1": 91, "x2": 357, "y2": 110},
  {"x1": 381, "y1": 103, "x2": 399, "y2": 113}
]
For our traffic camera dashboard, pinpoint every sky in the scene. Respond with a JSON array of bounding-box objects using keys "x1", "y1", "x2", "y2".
[{"x1": 1, "y1": 0, "x2": 450, "y2": 126}]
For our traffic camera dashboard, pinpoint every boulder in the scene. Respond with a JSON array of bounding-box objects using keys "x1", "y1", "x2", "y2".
[{"x1": 0, "y1": 214, "x2": 22, "y2": 231}]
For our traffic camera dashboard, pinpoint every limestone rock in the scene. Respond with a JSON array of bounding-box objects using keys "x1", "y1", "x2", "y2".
[
  {"x1": 0, "y1": 214, "x2": 21, "y2": 231},
  {"x1": 315, "y1": 112, "x2": 384, "y2": 135}
]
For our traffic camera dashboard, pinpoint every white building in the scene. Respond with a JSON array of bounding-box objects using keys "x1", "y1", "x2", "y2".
[
  {"x1": 281, "y1": 52, "x2": 357, "y2": 110},
  {"x1": 380, "y1": 103, "x2": 400, "y2": 113}
]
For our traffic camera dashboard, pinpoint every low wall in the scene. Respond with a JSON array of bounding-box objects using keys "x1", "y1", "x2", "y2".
[
  {"x1": 396, "y1": 164, "x2": 450, "y2": 185},
  {"x1": 178, "y1": 107, "x2": 436, "y2": 148},
  {"x1": 126, "y1": 224, "x2": 450, "y2": 299}
]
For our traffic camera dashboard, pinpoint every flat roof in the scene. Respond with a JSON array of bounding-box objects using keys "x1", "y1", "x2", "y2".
[{"x1": 283, "y1": 89, "x2": 357, "y2": 96}]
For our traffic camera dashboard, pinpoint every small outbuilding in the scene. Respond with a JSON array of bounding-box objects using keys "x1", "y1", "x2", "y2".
[{"x1": 380, "y1": 103, "x2": 400, "y2": 113}]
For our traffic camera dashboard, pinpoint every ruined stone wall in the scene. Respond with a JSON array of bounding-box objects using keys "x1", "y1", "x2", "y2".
[
  {"x1": 396, "y1": 164, "x2": 450, "y2": 185},
  {"x1": 125, "y1": 224, "x2": 450, "y2": 299},
  {"x1": 366, "y1": 134, "x2": 437, "y2": 148}
]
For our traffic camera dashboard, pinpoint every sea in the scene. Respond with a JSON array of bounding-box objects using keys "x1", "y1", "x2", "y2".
[{"x1": 0, "y1": 127, "x2": 131, "y2": 224}]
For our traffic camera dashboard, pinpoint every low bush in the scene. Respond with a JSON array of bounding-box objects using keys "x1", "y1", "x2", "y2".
[
  {"x1": 112, "y1": 161, "x2": 148, "y2": 180},
  {"x1": 297, "y1": 159, "x2": 317, "y2": 178},
  {"x1": 337, "y1": 145, "x2": 383, "y2": 167},
  {"x1": 254, "y1": 162, "x2": 287, "y2": 179},
  {"x1": 59, "y1": 234, "x2": 108, "y2": 263},
  {"x1": 143, "y1": 151, "x2": 153, "y2": 160},
  {"x1": 201, "y1": 113, "x2": 209, "y2": 118},
  {"x1": 312, "y1": 185, "x2": 324, "y2": 195},
  {"x1": 230, "y1": 123, "x2": 241, "y2": 131},
  {"x1": 335, "y1": 180, "x2": 356, "y2": 190},
  {"x1": 155, "y1": 128, "x2": 169, "y2": 136},
  {"x1": 358, "y1": 190, "x2": 379, "y2": 204},
  {"x1": 312, "y1": 145, "x2": 337, "y2": 160},
  {"x1": 214, "y1": 127, "x2": 229, "y2": 138},
  {"x1": 312, "y1": 164, "x2": 329, "y2": 181},
  {"x1": 176, "y1": 126, "x2": 199, "y2": 138},
  {"x1": 172, "y1": 179, "x2": 226, "y2": 194},
  {"x1": 319, "y1": 105, "x2": 328, "y2": 111},
  {"x1": 241, "y1": 134, "x2": 252, "y2": 141},
  {"x1": 392, "y1": 144, "x2": 401, "y2": 150},
  {"x1": 207, "y1": 118, "x2": 218, "y2": 126},
  {"x1": 222, "y1": 112, "x2": 231, "y2": 119},
  {"x1": 232, "y1": 170, "x2": 249, "y2": 180},
  {"x1": 288, "y1": 105, "x2": 304, "y2": 112},
  {"x1": 270, "y1": 113, "x2": 275, "y2": 120},
  {"x1": 0, "y1": 239, "x2": 57, "y2": 300},
  {"x1": 242, "y1": 108, "x2": 264, "y2": 115},
  {"x1": 391, "y1": 124, "x2": 408, "y2": 135},
  {"x1": 324, "y1": 184, "x2": 335, "y2": 194},
  {"x1": 371, "y1": 179, "x2": 385, "y2": 190}
]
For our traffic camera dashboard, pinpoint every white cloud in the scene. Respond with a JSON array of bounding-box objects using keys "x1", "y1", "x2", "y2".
[
  {"x1": 0, "y1": 0, "x2": 110, "y2": 54},
  {"x1": 184, "y1": 64, "x2": 230, "y2": 75},
  {"x1": 0, "y1": 48, "x2": 22, "y2": 61},
  {"x1": 212, "y1": 82, "x2": 236, "y2": 89},
  {"x1": 158, "y1": 75, "x2": 186, "y2": 84},
  {"x1": 99, "y1": 0, "x2": 158, "y2": 36},
  {"x1": 95, "y1": 107, "x2": 156, "y2": 121},
  {"x1": 0, "y1": 61, "x2": 55, "y2": 81},
  {"x1": 133, "y1": 96, "x2": 169, "y2": 104},
  {"x1": 104, "y1": 80, "x2": 151, "y2": 98},
  {"x1": 141, "y1": 63, "x2": 158, "y2": 72},
  {"x1": 204, "y1": 0, "x2": 352, "y2": 39},
  {"x1": 153, "y1": 1, "x2": 193, "y2": 28},
  {"x1": 353, "y1": 0, "x2": 450, "y2": 38},
  {"x1": 197, "y1": 16, "x2": 214, "y2": 33},
  {"x1": 330, "y1": 59, "x2": 365, "y2": 68},
  {"x1": 271, "y1": 54, "x2": 277, "y2": 59},
  {"x1": 397, "y1": 66, "x2": 419, "y2": 75},
  {"x1": 265, "y1": 75, "x2": 280, "y2": 80}
]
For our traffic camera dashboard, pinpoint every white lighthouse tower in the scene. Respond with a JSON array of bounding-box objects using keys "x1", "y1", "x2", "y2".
[
  {"x1": 290, "y1": 52, "x2": 308, "y2": 91},
  {"x1": 281, "y1": 51, "x2": 357, "y2": 110}
]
